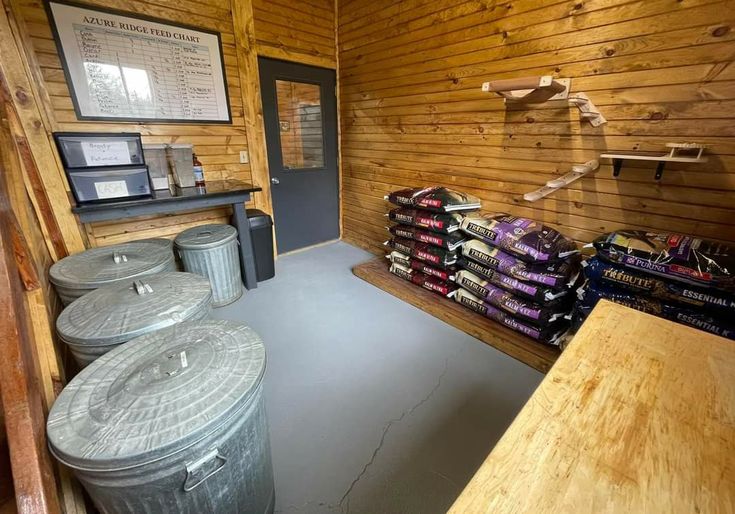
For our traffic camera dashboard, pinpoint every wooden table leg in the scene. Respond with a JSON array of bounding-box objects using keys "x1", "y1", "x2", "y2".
[{"x1": 231, "y1": 200, "x2": 258, "y2": 290}]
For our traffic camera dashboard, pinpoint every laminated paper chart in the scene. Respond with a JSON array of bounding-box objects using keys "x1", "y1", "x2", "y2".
[{"x1": 47, "y1": 1, "x2": 231, "y2": 122}]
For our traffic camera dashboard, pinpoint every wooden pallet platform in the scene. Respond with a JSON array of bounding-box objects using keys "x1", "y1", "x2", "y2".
[{"x1": 352, "y1": 258, "x2": 561, "y2": 373}]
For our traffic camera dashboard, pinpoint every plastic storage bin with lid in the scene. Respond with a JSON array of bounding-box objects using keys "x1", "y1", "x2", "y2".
[
  {"x1": 49, "y1": 238, "x2": 176, "y2": 305},
  {"x1": 47, "y1": 319, "x2": 275, "y2": 514},
  {"x1": 56, "y1": 272, "x2": 212, "y2": 367},
  {"x1": 175, "y1": 224, "x2": 243, "y2": 307}
]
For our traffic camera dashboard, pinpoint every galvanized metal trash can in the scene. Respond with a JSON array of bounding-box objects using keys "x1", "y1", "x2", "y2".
[
  {"x1": 56, "y1": 272, "x2": 212, "y2": 367},
  {"x1": 50, "y1": 238, "x2": 176, "y2": 306},
  {"x1": 47, "y1": 319, "x2": 275, "y2": 514},
  {"x1": 175, "y1": 224, "x2": 243, "y2": 307}
]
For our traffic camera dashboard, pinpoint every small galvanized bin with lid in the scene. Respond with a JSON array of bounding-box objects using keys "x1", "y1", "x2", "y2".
[
  {"x1": 175, "y1": 224, "x2": 243, "y2": 307},
  {"x1": 50, "y1": 238, "x2": 176, "y2": 305},
  {"x1": 56, "y1": 271, "x2": 212, "y2": 367},
  {"x1": 47, "y1": 320, "x2": 274, "y2": 514}
]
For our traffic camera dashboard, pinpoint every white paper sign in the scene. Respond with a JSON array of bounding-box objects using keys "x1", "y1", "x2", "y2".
[
  {"x1": 47, "y1": 1, "x2": 231, "y2": 122},
  {"x1": 94, "y1": 180, "x2": 129, "y2": 199},
  {"x1": 81, "y1": 141, "x2": 132, "y2": 166}
]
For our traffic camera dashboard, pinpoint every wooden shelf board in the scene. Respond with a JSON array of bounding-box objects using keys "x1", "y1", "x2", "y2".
[
  {"x1": 352, "y1": 258, "x2": 560, "y2": 373},
  {"x1": 600, "y1": 152, "x2": 706, "y2": 163}
]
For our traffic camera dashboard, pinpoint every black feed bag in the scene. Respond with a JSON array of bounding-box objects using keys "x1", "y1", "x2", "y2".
[
  {"x1": 454, "y1": 289, "x2": 568, "y2": 345},
  {"x1": 385, "y1": 186, "x2": 481, "y2": 213},
  {"x1": 385, "y1": 237, "x2": 458, "y2": 268},
  {"x1": 462, "y1": 239, "x2": 580, "y2": 290},
  {"x1": 455, "y1": 270, "x2": 571, "y2": 325},
  {"x1": 386, "y1": 251, "x2": 456, "y2": 282},
  {"x1": 460, "y1": 213, "x2": 578, "y2": 263},
  {"x1": 591, "y1": 230, "x2": 735, "y2": 291},
  {"x1": 388, "y1": 207, "x2": 464, "y2": 234},
  {"x1": 583, "y1": 257, "x2": 735, "y2": 315},
  {"x1": 577, "y1": 281, "x2": 735, "y2": 341},
  {"x1": 388, "y1": 224, "x2": 467, "y2": 251},
  {"x1": 389, "y1": 262, "x2": 458, "y2": 297}
]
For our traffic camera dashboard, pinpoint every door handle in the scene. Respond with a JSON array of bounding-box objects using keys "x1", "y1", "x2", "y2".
[{"x1": 271, "y1": 177, "x2": 280, "y2": 185}]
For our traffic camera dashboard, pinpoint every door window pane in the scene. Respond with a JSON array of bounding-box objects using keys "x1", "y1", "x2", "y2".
[{"x1": 275, "y1": 80, "x2": 324, "y2": 169}]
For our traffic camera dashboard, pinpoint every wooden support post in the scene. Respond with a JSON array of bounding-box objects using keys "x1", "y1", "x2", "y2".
[{"x1": 0, "y1": 0, "x2": 86, "y2": 258}]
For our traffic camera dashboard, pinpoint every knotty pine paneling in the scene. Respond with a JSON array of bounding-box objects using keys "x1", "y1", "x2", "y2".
[{"x1": 338, "y1": 0, "x2": 735, "y2": 253}]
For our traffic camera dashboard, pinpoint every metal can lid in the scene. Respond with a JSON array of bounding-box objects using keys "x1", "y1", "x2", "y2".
[
  {"x1": 49, "y1": 239, "x2": 175, "y2": 291},
  {"x1": 175, "y1": 224, "x2": 238, "y2": 250},
  {"x1": 47, "y1": 319, "x2": 265, "y2": 471},
  {"x1": 56, "y1": 272, "x2": 212, "y2": 347}
]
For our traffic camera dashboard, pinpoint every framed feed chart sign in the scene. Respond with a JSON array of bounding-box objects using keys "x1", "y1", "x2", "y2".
[{"x1": 45, "y1": 0, "x2": 232, "y2": 123}]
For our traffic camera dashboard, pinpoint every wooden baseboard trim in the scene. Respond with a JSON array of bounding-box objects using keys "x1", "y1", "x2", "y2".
[{"x1": 352, "y1": 258, "x2": 560, "y2": 373}]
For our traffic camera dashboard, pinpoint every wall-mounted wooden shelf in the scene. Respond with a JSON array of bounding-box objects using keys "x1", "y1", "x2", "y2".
[
  {"x1": 601, "y1": 143, "x2": 707, "y2": 180},
  {"x1": 523, "y1": 159, "x2": 600, "y2": 202},
  {"x1": 481, "y1": 76, "x2": 570, "y2": 103}
]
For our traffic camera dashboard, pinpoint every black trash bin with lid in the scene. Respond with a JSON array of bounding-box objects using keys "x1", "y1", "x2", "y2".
[{"x1": 247, "y1": 209, "x2": 275, "y2": 282}]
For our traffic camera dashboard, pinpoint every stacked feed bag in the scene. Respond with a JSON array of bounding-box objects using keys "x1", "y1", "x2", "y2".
[
  {"x1": 574, "y1": 231, "x2": 735, "y2": 340},
  {"x1": 383, "y1": 187, "x2": 480, "y2": 297},
  {"x1": 454, "y1": 213, "x2": 583, "y2": 346}
]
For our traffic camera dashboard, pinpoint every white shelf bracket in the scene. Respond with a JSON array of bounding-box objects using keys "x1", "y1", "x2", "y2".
[{"x1": 523, "y1": 160, "x2": 600, "y2": 202}]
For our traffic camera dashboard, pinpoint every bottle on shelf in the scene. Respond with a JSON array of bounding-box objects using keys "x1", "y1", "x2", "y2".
[{"x1": 193, "y1": 153, "x2": 205, "y2": 187}]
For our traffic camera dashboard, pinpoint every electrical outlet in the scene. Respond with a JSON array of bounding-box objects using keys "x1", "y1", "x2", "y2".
[{"x1": 239, "y1": 150, "x2": 249, "y2": 164}]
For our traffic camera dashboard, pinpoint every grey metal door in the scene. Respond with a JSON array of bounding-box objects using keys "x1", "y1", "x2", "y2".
[{"x1": 259, "y1": 58, "x2": 339, "y2": 254}]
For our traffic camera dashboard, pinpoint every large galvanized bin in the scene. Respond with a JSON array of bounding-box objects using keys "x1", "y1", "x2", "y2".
[
  {"x1": 56, "y1": 272, "x2": 212, "y2": 367},
  {"x1": 50, "y1": 238, "x2": 176, "y2": 305},
  {"x1": 175, "y1": 224, "x2": 243, "y2": 307},
  {"x1": 47, "y1": 319, "x2": 275, "y2": 514}
]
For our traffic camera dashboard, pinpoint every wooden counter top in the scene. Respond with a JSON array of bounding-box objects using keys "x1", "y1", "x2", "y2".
[{"x1": 448, "y1": 300, "x2": 735, "y2": 514}]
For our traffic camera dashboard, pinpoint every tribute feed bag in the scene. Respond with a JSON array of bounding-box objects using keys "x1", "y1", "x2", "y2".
[
  {"x1": 583, "y1": 257, "x2": 735, "y2": 314},
  {"x1": 461, "y1": 239, "x2": 579, "y2": 290},
  {"x1": 460, "y1": 213, "x2": 578, "y2": 263},
  {"x1": 385, "y1": 237, "x2": 458, "y2": 268},
  {"x1": 455, "y1": 270, "x2": 569, "y2": 325},
  {"x1": 389, "y1": 262, "x2": 457, "y2": 297},
  {"x1": 388, "y1": 224, "x2": 466, "y2": 251},
  {"x1": 385, "y1": 187, "x2": 481, "y2": 212},
  {"x1": 386, "y1": 251, "x2": 456, "y2": 282},
  {"x1": 591, "y1": 231, "x2": 734, "y2": 291},
  {"x1": 454, "y1": 289, "x2": 568, "y2": 345},
  {"x1": 388, "y1": 207, "x2": 464, "y2": 234},
  {"x1": 577, "y1": 281, "x2": 735, "y2": 341}
]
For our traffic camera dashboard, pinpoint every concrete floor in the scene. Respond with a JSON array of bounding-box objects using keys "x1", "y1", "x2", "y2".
[{"x1": 212, "y1": 241, "x2": 543, "y2": 514}]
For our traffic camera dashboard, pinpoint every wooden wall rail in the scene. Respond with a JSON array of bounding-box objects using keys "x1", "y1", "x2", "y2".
[{"x1": 337, "y1": 0, "x2": 735, "y2": 254}]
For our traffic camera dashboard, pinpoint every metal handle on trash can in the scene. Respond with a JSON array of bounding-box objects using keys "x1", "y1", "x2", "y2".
[
  {"x1": 113, "y1": 251, "x2": 128, "y2": 264},
  {"x1": 133, "y1": 280, "x2": 153, "y2": 295},
  {"x1": 183, "y1": 448, "x2": 228, "y2": 492},
  {"x1": 270, "y1": 177, "x2": 280, "y2": 185}
]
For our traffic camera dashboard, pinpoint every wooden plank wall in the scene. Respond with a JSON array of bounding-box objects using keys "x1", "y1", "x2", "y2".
[
  {"x1": 15, "y1": 0, "x2": 334, "y2": 248},
  {"x1": 337, "y1": 0, "x2": 735, "y2": 255}
]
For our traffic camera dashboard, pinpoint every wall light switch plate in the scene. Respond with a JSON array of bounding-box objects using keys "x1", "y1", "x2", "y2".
[{"x1": 239, "y1": 150, "x2": 249, "y2": 164}]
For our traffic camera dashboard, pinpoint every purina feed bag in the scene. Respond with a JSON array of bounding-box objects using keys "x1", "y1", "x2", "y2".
[
  {"x1": 388, "y1": 207, "x2": 464, "y2": 234},
  {"x1": 386, "y1": 251, "x2": 456, "y2": 282},
  {"x1": 388, "y1": 224, "x2": 467, "y2": 251},
  {"x1": 591, "y1": 231, "x2": 734, "y2": 291},
  {"x1": 454, "y1": 289, "x2": 568, "y2": 345},
  {"x1": 583, "y1": 257, "x2": 735, "y2": 314},
  {"x1": 389, "y1": 262, "x2": 458, "y2": 297},
  {"x1": 385, "y1": 237, "x2": 458, "y2": 268},
  {"x1": 385, "y1": 187, "x2": 481, "y2": 212},
  {"x1": 458, "y1": 257, "x2": 570, "y2": 304},
  {"x1": 455, "y1": 270, "x2": 570, "y2": 325},
  {"x1": 461, "y1": 239, "x2": 579, "y2": 289},
  {"x1": 460, "y1": 213, "x2": 578, "y2": 263}
]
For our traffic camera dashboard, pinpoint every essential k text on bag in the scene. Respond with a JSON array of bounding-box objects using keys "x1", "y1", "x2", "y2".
[
  {"x1": 388, "y1": 224, "x2": 466, "y2": 251},
  {"x1": 385, "y1": 187, "x2": 481, "y2": 212},
  {"x1": 460, "y1": 213, "x2": 578, "y2": 263},
  {"x1": 455, "y1": 270, "x2": 569, "y2": 325},
  {"x1": 591, "y1": 231, "x2": 735, "y2": 291},
  {"x1": 583, "y1": 257, "x2": 735, "y2": 314},
  {"x1": 389, "y1": 262, "x2": 458, "y2": 297},
  {"x1": 386, "y1": 251, "x2": 456, "y2": 282},
  {"x1": 454, "y1": 289, "x2": 568, "y2": 345},
  {"x1": 461, "y1": 239, "x2": 579, "y2": 289},
  {"x1": 385, "y1": 237, "x2": 458, "y2": 268},
  {"x1": 388, "y1": 207, "x2": 464, "y2": 234}
]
